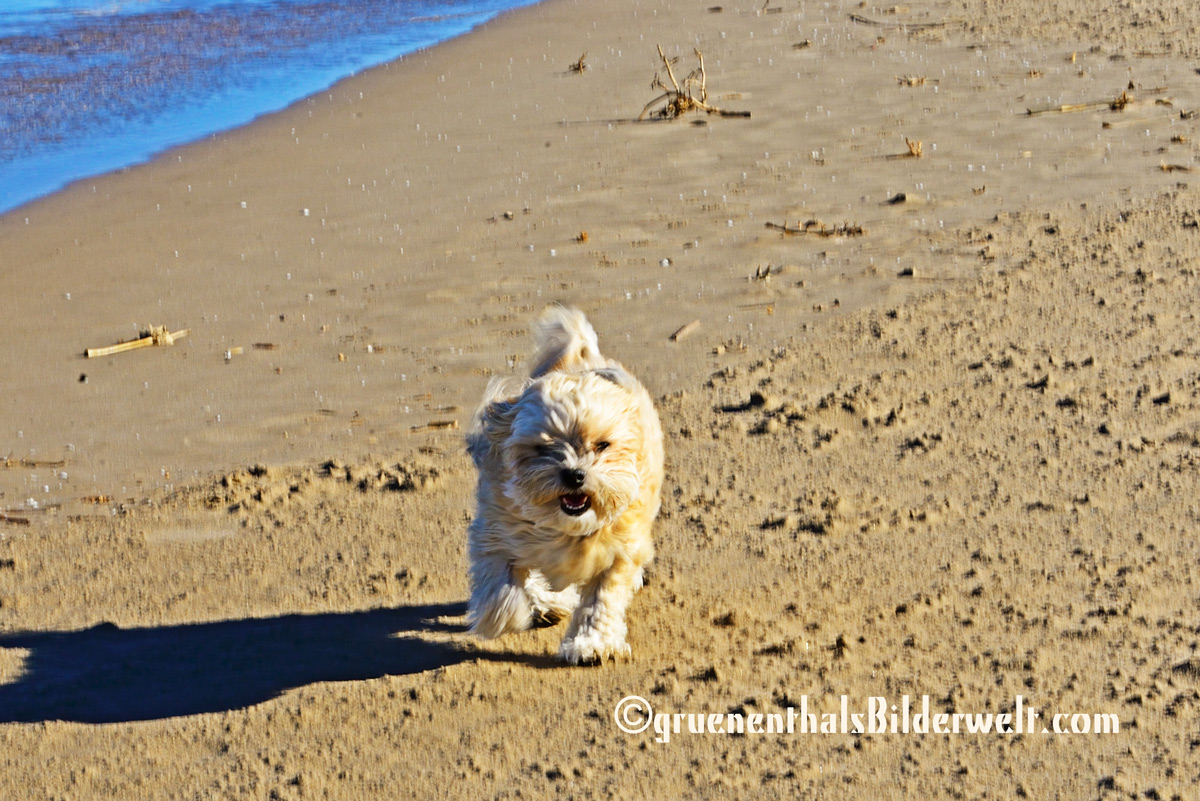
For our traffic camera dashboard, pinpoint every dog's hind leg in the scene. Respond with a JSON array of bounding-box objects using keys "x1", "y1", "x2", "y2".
[{"x1": 468, "y1": 554, "x2": 533, "y2": 638}]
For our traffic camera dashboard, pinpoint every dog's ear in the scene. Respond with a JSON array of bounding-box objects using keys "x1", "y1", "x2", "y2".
[
  {"x1": 467, "y1": 379, "x2": 521, "y2": 466},
  {"x1": 591, "y1": 366, "x2": 635, "y2": 390}
]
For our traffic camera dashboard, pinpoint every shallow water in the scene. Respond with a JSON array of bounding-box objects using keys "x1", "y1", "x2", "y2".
[{"x1": 0, "y1": 0, "x2": 537, "y2": 215}]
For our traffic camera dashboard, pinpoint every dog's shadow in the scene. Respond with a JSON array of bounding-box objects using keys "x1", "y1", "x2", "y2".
[{"x1": 0, "y1": 602, "x2": 550, "y2": 724}]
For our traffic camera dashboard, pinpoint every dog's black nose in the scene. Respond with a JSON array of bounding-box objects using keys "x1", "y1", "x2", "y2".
[{"x1": 561, "y1": 468, "x2": 586, "y2": 489}]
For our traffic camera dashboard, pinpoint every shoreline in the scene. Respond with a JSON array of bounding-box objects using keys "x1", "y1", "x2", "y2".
[{"x1": 0, "y1": 0, "x2": 547, "y2": 218}]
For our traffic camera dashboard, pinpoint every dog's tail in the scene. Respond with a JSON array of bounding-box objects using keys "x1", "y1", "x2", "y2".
[{"x1": 529, "y1": 306, "x2": 608, "y2": 378}]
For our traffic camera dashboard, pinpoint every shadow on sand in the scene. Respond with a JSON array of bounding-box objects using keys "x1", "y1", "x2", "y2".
[{"x1": 0, "y1": 602, "x2": 546, "y2": 724}]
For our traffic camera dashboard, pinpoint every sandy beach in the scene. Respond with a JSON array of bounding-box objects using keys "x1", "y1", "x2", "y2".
[{"x1": 2, "y1": 0, "x2": 1199, "y2": 796}]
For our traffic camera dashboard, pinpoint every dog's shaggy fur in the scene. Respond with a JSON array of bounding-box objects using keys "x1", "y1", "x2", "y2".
[{"x1": 466, "y1": 307, "x2": 664, "y2": 664}]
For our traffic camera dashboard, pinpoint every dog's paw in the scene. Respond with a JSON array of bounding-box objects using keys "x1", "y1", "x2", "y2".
[
  {"x1": 559, "y1": 630, "x2": 631, "y2": 665},
  {"x1": 524, "y1": 574, "x2": 580, "y2": 626}
]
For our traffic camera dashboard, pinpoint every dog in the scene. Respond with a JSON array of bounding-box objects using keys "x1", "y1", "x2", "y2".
[{"x1": 465, "y1": 306, "x2": 664, "y2": 664}]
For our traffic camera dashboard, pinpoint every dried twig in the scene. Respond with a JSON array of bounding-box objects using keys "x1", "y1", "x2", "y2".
[
  {"x1": 409, "y1": 420, "x2": 459, "y2": 433},
  {"x1": 1026, "y1": 101, "x2": 1108, "y2": 116},
  {"x1": 848, "y1": 12, "x2": 961, "y2": 29},
  {"x1": 883, "y1": 137, "x2": 923, "y2": 159},
  {"x1": 2, "y1": 456, "x2": 66, "y2": 469},
  {"x1": 86, "y1": 325, "x2": 189, "y2": 359},
  {"x1": 766, "y1": 220, "x2": 865, "y2": 237},
  {"x1": 1026, "y1": 88, "x2": 1135, "y2": 116},
  {"x1": 639, "y1": 45, "x2": 749, "y2": 120},
  {"x1": 670, "y1": 320, "x2": 701, "y2": 342}
]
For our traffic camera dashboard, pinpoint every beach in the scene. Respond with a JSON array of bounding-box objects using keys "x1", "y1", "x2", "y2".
[{"x1": 1, "y1": 0, "x2": 1199, "y2": 796}]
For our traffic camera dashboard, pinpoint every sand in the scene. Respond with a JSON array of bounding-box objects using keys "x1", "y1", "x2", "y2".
[{"x1": 1, "y1": 0, "x2": 1198, "y2": 796}]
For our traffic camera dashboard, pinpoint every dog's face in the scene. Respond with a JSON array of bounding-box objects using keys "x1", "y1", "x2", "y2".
[{"x1": 497, "y1": 370, "x2": 645, "y2": 537}]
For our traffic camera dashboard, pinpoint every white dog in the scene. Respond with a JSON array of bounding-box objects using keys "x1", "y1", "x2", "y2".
[{"x1": 466, "y1": 307, "x2": 664, "y2": 664}]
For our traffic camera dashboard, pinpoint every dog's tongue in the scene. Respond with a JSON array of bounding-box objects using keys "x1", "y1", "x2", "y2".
[{"x1": 560, "y1": 493, "x2": 590, "y2": 516}]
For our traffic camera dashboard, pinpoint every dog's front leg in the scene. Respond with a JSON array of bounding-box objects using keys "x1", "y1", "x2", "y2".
[
  {"x1": 559, "y1": 558, "x2": 639, "y2": 664},
  {"x1": 468, "y1": 554, "x2": 533, "y2": 638},
  {"x1": 523, "y1": 570, "x2": 580, "y2": 626}
]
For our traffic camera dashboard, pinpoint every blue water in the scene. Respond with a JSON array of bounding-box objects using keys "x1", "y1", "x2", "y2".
[{"x1": 0, "y1": 0, "x2": 538, "y2": 215}]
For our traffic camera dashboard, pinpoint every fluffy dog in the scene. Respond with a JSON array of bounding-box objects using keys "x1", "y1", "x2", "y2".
[{"x1": 466, "y1": 307, "x2": 664, "y2": 664}]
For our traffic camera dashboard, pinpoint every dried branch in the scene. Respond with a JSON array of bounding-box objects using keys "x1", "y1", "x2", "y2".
[
  {"x1": 639, "y1": 45, "x2": 749, "y2": 120},
  {"x1": 765, "y1": 220, "x2": 865, "y2": 237},
  {"x1": 848, "y1": 12, "x2": 962, "y2": 29},
  {"x1": 2, "y1": 456, "x2": 66, "y2": 469},
  {"x1": 1026, "y1": 88, "x2": 1136, "y2": 116},
  {"x1": 409, "y1": 419, "x2": 460, "y2": 433}
]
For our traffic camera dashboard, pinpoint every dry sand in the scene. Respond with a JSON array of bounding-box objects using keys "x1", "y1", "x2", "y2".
[{"x1": 1, "y1": 0, "x2": 1199, "y2": 797}]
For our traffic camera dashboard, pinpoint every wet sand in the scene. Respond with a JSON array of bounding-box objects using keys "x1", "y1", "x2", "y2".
[{"x1": 1, "y1": 0, "x2": 1198, "y2": 796}]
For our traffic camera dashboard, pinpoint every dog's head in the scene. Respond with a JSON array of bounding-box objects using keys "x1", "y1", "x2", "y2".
[{"x1": 485, "y1": 368, "x2": 646, "y2": 536}]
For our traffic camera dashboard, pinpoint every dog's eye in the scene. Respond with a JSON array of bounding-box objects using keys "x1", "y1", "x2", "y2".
[
  {"x1": 536, "y1": 443, "x2": 555, "y2": 456},
  {"x1": 594, "y1": 440, "x2": 610, "y2": 453}
]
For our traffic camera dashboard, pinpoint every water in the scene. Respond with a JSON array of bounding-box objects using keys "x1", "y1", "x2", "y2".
[{"x1": 0, "y1": 0, "x2": 538, "y2": 215}]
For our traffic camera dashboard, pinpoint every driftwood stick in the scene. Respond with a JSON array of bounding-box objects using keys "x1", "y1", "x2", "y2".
[
  {"x1": 409, "y1": 419, "x2": 460, "y2": 433},
  {"x1": 3, "y1": 456, "x2": 66, "y2": 469},
  {"x1": 86, "y1": 326, "x2": 189, "y2": 359},
  {"x1": 1027, "y1": 90, "x2": 1133, "y2": 116},
  {"x1": 766, "y1": 220, "x2": 865, "y2": 237},
  {"x1": 848, "y1": 13, "x2": 959, "y2": 29},
  {"x1": 1026, "y1": 101, "x2": 1109, "y2": 116},
  {"x1": 670, "y1": 320, "x2": 701, "y2": 342}
]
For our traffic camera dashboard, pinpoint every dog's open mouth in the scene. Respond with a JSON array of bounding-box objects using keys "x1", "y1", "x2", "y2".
[{"x1": 560, "y1": 493, "x2": 591, "y2": 516}]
